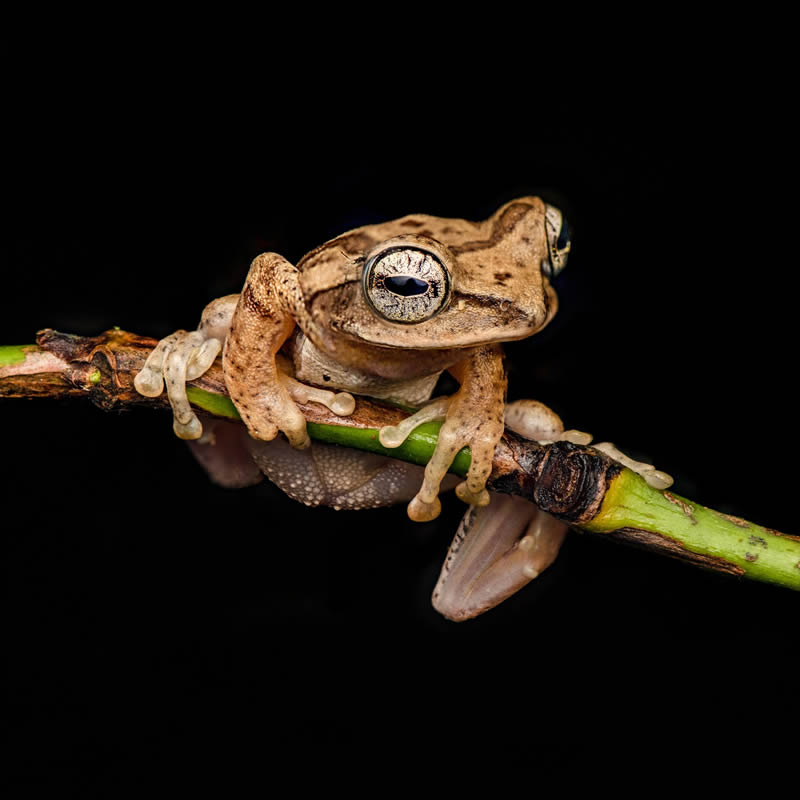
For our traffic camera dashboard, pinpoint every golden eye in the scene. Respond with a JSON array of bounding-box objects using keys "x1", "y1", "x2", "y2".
[{"x1": 362, "y1": 246, "x2": 451, "y2": 324}]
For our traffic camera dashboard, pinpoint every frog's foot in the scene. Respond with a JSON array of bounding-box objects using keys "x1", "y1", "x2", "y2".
[
  {"x1": 379, "y1": 395, "x2": 501, "y2": 523},
  {"x1": 281, "y1": 374, "x2": 356, "y2": 418},
  {"x1": 378, "y1": 397, "x2": 453, "y2": 521},
  {"x1": 503, "y1": 399, "x2": 592, "y2": 446},
  {"x1": 378, "y1": 397, "x2": 451, "y2": 448},
  {"x1": 134, "y1": 329, "x2": 223, "y2": 439},
  {"x1": 231, "y1": 369, "x2": 355, "y2": 451},
  {"x1": 592, "y1": 442, "x2": 673, "y2": 489},
  {"x1": 504, "y1": 400, "x2": 672, "y2": 489},
  {"x1": 432, "y1": 493, "x2": 568, "y2": 621}
]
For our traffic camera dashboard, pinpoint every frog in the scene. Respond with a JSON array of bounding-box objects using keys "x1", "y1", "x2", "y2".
[{"x1": 134, "y1": 197, "x2": 672, "y2": 620}]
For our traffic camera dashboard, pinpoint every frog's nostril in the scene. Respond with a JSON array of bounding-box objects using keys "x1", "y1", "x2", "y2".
[{"x1": 385, "y1": 276, "x2": 429, "y2": 297}]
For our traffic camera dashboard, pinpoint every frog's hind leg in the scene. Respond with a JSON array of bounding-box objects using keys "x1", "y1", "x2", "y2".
[
  {"x1": 246, "y1": 436, "x2": 459, "y2": 510},
  {"x1": 432, "y1": 493, "x2": 567, "y2": 621},
  {"x1": 432, "y1": 398, "x2": 571, "y2": 621},
  {"x1": 186, "y1": 418, "x2": 265, "y2": 489},
  {"x1": 185, "y1": 418, "x2": 440, "y2": 507}
]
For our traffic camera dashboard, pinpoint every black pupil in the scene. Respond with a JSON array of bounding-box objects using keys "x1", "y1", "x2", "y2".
[
  {"x1": 385, "y1": 276, "x2": 429, "y2": 297},
  {"x1": 556, "y1": 219, "x2": 570, "y2": 251}
]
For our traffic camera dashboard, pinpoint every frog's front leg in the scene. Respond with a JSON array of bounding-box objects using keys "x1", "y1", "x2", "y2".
[
  {"x1": 134, "y1": 253, "x2": 354, "y2": 443},
  {"x1": 380, "y1": 344, "x2": 506, "y2": 522},
  {"x1": 222, "y1": 252, "x2": 315, "y2": 448}
]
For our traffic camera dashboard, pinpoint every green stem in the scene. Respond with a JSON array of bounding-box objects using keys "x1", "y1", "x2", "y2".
[
  {"x1": 0, "y1": 344, "x2": 32, "y2": 367},
  {"x1": 582, "y1": 469, "x2": 800, "y2": 590},
  {"x1": 184, "y1": 385, "x2": 800, "y2": 590},
  {"x1": 185, "y1": 386, "x2": 472, "y2": 474}
]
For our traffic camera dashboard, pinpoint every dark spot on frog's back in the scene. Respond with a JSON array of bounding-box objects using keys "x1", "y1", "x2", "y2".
[
  {"x1": 494, "y1": 271, "x2": 513, "y2": 286},
  {"x1": 401, "y1": 219, "x2": 425, "y2": 228}
]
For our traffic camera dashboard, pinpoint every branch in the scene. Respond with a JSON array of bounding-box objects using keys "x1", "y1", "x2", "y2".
[{"x1": 3, "y1": 328, "x2": 799, "y2": 592}]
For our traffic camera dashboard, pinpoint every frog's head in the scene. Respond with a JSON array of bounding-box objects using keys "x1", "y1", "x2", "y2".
[{"x1": 298, "y1": 196, "x2": 571, "y2": 352}]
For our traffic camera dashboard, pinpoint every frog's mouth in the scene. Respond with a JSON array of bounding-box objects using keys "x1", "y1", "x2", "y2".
[
  {"x1": 347, "y1": 318, "x2": 546, "y2": 350},
  {"x1": 311, "y1": 278, "x2": 557, "y2": 352},
  {"x1": 336, "y1": 293, "x2": 554, "y2": 348}
]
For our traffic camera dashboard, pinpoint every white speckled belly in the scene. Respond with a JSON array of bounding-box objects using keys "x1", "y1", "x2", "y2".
[{"x1": 287, "y1": 330, "x2": 441, "y2": 407}]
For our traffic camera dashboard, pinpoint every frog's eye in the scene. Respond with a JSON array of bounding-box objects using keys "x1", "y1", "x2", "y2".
[
  {"x1": 543, "y1": 204, "x2": 571, "y2": 278},
  {"x1": 362, "y1": 246, "x2": 451, "y2": 324}
]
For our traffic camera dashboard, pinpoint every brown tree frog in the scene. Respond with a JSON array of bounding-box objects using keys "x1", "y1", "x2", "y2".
[{"x1": 135, "y1": 197, "x2": 671, "y2": 620}]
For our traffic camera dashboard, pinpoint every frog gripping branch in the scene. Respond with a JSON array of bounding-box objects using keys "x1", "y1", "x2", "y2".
[
  {"x1": 3, "y1": 198, "x2": 799, "y2": 620},
  {"x1": 3, "y1": 328, "x2": 800, "y2": 617}
]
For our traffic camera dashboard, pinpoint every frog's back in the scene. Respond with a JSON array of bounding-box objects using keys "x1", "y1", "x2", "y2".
[{"x1": 295, "y1": 206, "x2": 502, "y2": 275}]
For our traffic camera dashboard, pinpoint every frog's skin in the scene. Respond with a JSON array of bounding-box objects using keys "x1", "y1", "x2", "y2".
[{"x1": 135, "y1": 197, "x2": 671, "y2": 620}]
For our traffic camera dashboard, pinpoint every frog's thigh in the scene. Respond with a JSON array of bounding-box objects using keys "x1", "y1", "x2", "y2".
[
  {"x1": 246, "y1": 436, "x2": 459, "y2": 510},
  {"x1": 432, "y1": 492, "x2": 568, "y2": 622}
]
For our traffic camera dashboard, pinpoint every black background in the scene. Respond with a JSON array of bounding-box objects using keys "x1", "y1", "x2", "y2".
[{"x1": 4, "y1": 33, "x2": 798, "y2": 785}]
